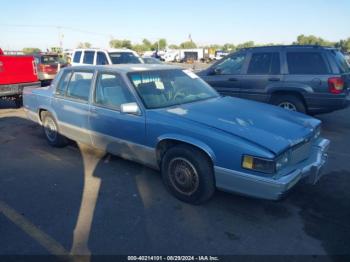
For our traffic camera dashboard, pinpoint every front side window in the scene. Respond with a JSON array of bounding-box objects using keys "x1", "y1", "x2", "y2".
[
  {"x1": 96, "y1": 52, "x2": 109, "y2": 65},
  {"x1": 248, "y1": 52, "x2": 280, "y2": 74},
  {"x1": 109, "y1": 52, "x2": 142, "y2": 64},
  {"x1": 128, "y1": 69, "x2": 219, "y2": 109},
  {"x1": 287, "y1": 52, "x2": 329, "y2": 74},
  {"x1": 83, "y1": 51, "x2": 95, "y2": 64},
  {"x1": 95, "y1": 73, "x2": 135, "y2": 109},
  {"x1": 73, "y1": 51, "x2": 82, "y2": 63},
  {"x1": 66, "y1": 72, "x2": 94, "y2": 101},
  {"x1": 56, "y1": 70, "x2": 72, "y2": 96},
  {"x1": 214, "y1": 53, "x2": 246, "y2": 75}
]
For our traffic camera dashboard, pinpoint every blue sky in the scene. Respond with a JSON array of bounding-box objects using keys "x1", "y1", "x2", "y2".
[{"x1": 0, "y1": 0, "x2": 349, "y2": 50}]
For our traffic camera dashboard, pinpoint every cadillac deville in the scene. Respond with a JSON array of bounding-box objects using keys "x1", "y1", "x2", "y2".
[{"x1": 23, "y1": 64, "x2": 330, "y2": 204}]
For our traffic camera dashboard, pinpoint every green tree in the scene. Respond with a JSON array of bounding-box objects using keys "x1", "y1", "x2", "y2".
[
  {"x1": 168, "y1": 44, "x2": 179, "y2": 49},
  {"x1": 109, "y1": 39, "x2": 132, "y2": 49},
  {"x1": 77, "y1": 42, "x2": 92, "y2": 48},
  {"x1": 142, "y1": 39, "x2": 153, "y2": 50},
  {"x1": 180, "y1": 41, "x2": 197, "y2": 49},
  {"x1": 236, "y1": 41, "x2": 255, "y2": 50},
  {"x1": 157, "y1": 38, "x2": 167, "y2": 50},
  {"x1": 294, "y1": 35, "x2": 335, "y2": 47},
  {"x1": 335, "y1": 38, "x2": 350, "y2": 52},
  {"x1": 222, "y1": 43, "x2": 236, "y2": 52},
  {"x1": 22, "y1": 47, "x2": 41, "y2": 54}
]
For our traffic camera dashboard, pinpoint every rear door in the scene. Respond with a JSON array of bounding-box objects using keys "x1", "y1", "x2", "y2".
[
  {"x1": 51, "y1": 69, "x2": 95, "y2": 145},
  {"x1": 239, "y1": 51, "x2": 282, "y2": 102},
  {"x1": 200, "y1": 52, "x2": 247, "y2": 97}
]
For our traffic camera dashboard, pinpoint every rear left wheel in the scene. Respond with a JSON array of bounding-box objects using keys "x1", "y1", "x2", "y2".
[{"x1": 41, "y1": 112, "x2": 68, "y2": 147}]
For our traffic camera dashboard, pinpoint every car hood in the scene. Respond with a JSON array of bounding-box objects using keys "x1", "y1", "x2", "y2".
[{"x1": 159, "y1": 96, "x2": 320, "y2": 155}]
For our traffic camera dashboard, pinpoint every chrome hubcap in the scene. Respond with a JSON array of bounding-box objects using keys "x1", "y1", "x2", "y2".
[
  {"x1": 169, "y1": 157, "x2": 199, "y2": 195},
  {"x1": 44, "y1": 118, "x2": 57, "y2": 142},
  {"x1": 279, "y1": 102, "x2": 297, "y2": 111}
]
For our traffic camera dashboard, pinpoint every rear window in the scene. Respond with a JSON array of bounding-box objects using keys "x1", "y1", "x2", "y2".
[
  {"x1": 287, "y1": 52, "x2": 329, "y2": 74},
  {"x1": 83, "y1": 51, "x2": 95, "y2": 64},
  {"x1": 331, "y1": 50, "x2": 350, "y2": 74},
  {"x1": 73, "y1": 51, "x2": 82, "y2": 63},
  {"x1": 41, "y1": 55, "x2": 59, "y2": 64},
  {"x1": 109, "y1": 52, "x2": 141, "y2": 64},
  {"x1": 248, "y1": 52, "x2": 280, "y2": 74}
]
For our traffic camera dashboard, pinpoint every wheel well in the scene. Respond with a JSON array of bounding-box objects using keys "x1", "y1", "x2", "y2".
[
  {"x1": 270, "y1": 91, "x2": 307, "y2": 109},
  {"x1": 38, "y1": 109, "x2": 48, "y2": 122},
  {"x1": 156, "y1": 139, "x2": 213, "y2": 167}
]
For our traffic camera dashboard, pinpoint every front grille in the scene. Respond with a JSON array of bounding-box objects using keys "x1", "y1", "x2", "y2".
[{"x1": 290, "y1": 140, "x2": 312, "y2": 164}]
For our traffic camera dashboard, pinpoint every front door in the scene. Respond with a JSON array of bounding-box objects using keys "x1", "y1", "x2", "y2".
[
  {"x1": 239, "y1": 52, "x2": 282, "y2": 103},
  {"x1": 201, "y1": 52, "x2": 247, "y2": 98},
  {"x1": 88, "y1": 72, "x2": 149, "y2": 164}
]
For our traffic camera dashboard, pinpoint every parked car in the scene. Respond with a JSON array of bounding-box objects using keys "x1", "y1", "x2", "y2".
[
  {"x1": 0, "y1": 48, "x2": 40, "y2": 107},
  {"x1": 142, "y1": 56, "x2": 163, "y2": 64},
  {"x1": 198, "y1": 45, "x2": 350, "y2": 114},
  {"x1": 23, "y1": 65, "x2": 329, "y2": 204},
  {"x1": 71, "y1": 48, "x2": 143, "y2": 66},
  {"x1": 33, "y1": 53, "x2": 68, "y2": 86}
]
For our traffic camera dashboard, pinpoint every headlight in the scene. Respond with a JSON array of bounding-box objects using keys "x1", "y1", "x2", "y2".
[
  {"x1": 314, "y1": 125, "x2": 321, "y2": 139},
  {"x1": 242, "y1": 155, "x2": 275, "y2": 174},
  {"x1": 276, "y1": 151, "x2": 290, "y2": 172}
]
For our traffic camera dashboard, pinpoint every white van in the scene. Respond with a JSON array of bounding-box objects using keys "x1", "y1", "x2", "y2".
[{"x1": 71, "y1": 48, "x2": 143, "y2": 66}]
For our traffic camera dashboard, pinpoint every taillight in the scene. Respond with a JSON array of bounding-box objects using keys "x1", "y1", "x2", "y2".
[{"x1": 328, "y1": 77, "x2": 344, "y2": 94}]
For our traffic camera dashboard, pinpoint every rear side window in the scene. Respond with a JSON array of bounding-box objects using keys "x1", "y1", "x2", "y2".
[
  {"x1": 248, "y1": 52, "x2": 280, "y2": 74},
  {"x1": 56, "y1": 71, "x2": 72, "y2": 96},
  {"x1": 66, "y1": 72, "x2": 94, "y2": 101},
  {"x1": 287, "y1": 52, "x2": 329, "y2": 74},
  {"x1": 83, "y1": 51, "x2": 95, "y2": 64},
  {"x1": 331, "y1": 50, "x2": 350, "y2": 74},
  {"x1": 109, "y1": 52, "x2": 141, "y2": 64},
  {"x1": 73, "y1": 51, "x2": 82, "y2": 63},
  {"x1": 96, "y1": 52, "x2": 109, "y2": 65}
]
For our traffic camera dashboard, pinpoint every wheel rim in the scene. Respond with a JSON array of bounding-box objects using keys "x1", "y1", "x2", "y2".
[
  {"x1": 278, "y1": 102, "x2": 297, "y2": 111},
  {"x1": 168, "y1": 157, "x2": 199, "y2": 196},
  {"x1": 44, "y1": 117, "x2": 57, "y2": 142}
]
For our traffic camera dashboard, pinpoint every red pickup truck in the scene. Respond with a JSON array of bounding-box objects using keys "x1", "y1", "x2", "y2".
[{"x1": 0, "y1": 48, "x2": 40, "y2": 107}]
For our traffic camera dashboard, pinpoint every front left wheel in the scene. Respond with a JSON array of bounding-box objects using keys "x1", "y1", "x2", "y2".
[{"x1": 161, "y1": 145, "x2": 215, "y2": 204}]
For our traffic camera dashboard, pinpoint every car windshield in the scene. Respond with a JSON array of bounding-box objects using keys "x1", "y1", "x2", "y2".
[
  {"x1": 332, "y1": 50, "x2": 350, "y2": 74},
  {"x1": 128, "y1": 69, "x2": 219, "y2": 109},
  {"x1": 109, "y1": 52, "x2": 142, "y2": 64},
  {"x1": 41, "y1": 55, "x2": 59, "y2": 64},
  {"x1": 142, "y1": 57, "x2": 162, "y2": 64}
]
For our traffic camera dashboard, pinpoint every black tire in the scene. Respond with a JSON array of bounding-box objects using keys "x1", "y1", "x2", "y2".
[
  {"x1": 161, "y1": 144, "x2": 215, "y2": 204},
  {"x1": 41, "y1": 112, "x2": 67, "y2": 147},
  {"x1": 14, "y1": 97, "x2": 22, "y2": 108},
  {"x1": 271, "y1": 94, "x2": 306, "y2": 113}
]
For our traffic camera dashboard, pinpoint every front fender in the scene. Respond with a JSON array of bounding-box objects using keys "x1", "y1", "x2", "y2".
[{"x1": 157, "y1": 134, "x2": 216, "y2": 163}]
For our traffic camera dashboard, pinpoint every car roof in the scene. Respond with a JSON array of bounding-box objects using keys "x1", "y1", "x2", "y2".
[
  {"x1": 242, "y1": 45, "x2": 338, "y2": 52},
  {"x1": 67, "y1": 64, "x2": 182, "y2": 73},
  {"x1": 73, "y1": 48, "x2": 136, "y2": 53}
]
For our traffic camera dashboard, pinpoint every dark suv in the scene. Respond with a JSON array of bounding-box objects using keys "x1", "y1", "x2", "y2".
[{"x1": 198, "y1": 45, "x2": 350, "y2": 114}]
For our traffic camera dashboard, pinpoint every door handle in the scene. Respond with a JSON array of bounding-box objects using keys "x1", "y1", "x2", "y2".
[
  {"x1": 228, "y1": 78, "x2": 238, "y2": 82},
  {"x1": 268, "y1": 78, "x2": 280, "y2": 82}
]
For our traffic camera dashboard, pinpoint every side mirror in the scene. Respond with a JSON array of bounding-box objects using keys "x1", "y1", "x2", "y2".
[
  {"x1": 120, "y1": 102, "x2": 140, "y2": 115},
  {"x1": 208, "y1": 68, "x2": 221, "y2": 75}
]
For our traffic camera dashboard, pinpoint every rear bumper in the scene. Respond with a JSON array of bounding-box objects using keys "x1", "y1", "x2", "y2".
[
  {"x1": 215, "y1": 138, "x2": 330, "y2": 200},
  {"x1": 38, "y1": 72, "x2": 55, "y2": 81},
  {"x1": 0, "y1": 82, "x2": 41, "y2": 97},
  {"x1": 305, "y1": 92, "x2": 349, "y2": 114}
]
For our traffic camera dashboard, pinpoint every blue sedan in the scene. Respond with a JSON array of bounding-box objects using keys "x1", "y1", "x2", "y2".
[{"x1": 23, "y1": 64, "x2": 329, "y2": 204}]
